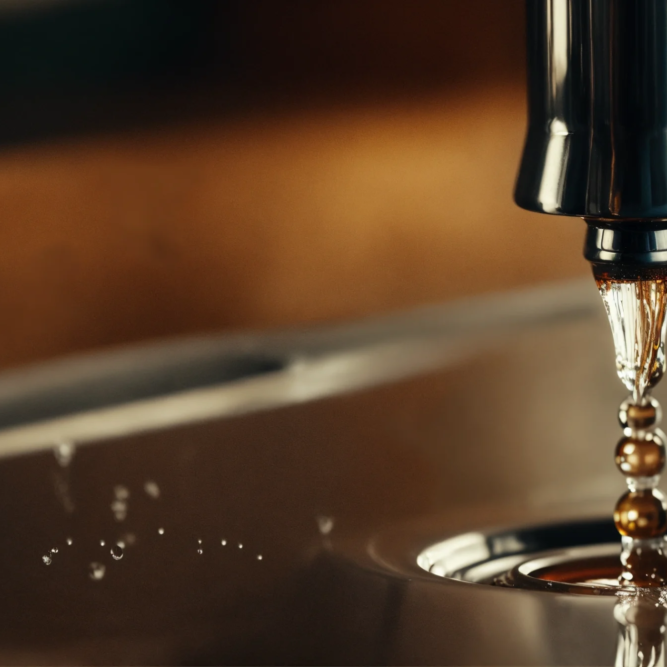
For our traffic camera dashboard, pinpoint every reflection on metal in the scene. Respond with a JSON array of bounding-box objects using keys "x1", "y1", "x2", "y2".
[
  {"x1": 615, "y1": 592, "x2": 667, "y2": 667},
  {"x1": 0, "y1": 279, "x2": 598, "y2": 458}
]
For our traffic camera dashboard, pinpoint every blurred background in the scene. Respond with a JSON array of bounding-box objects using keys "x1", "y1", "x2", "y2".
[{"x1": 0, "y1": 0, "x2": 589, "y2": 372}]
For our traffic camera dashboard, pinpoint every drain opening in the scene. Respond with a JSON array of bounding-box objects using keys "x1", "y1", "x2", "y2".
[{"x1": 418, "y1": 517, "x2": 630, "y2": 595}]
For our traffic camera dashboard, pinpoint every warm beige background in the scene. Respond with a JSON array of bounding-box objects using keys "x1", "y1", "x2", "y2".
[{"x1": 0, "y1": 0, "x2": 589, "y2": 371}]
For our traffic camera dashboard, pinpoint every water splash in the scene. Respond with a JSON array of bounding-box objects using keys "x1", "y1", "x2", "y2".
[
  {"x1": 53, "y1": 441, "x2": 76, "y2": 468},
  {"x1": 615, "y1": 587, "x2": 667, "y2": 666},
  {"x1": 111, "y1": 485, "x2": 130, "y2": 522},
  {"x1": 88, "y1": 562, "x2": 105, "y2": 581},
  {"x1": 317, "y1": 515, "x2": 334, "y2": 536},
  {"x1": 52, "y1": 440, "x2": 76, "y2": 513},
  {"x1": 42, "y1": 554, "x2": 52, "y2": 566},
  {"x1": 144, "y1": 480, "x2": 160, "y2": 499}
]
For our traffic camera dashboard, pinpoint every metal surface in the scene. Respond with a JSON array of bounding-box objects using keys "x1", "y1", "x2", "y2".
[
  {"x1": 515, "y1": 0, "x2": 667, "y2": 220},
  {"x1": 0, "y1": 278, "x2": 645, "y2": 664},
  {"x1": 0, "y1": 279, "x2": 596, "y2": 459}
]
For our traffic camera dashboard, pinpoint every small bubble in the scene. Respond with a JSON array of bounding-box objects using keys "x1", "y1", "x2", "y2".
[
  {"x1": 144, "y1": 480, "x2": 160, "y2": 499},
  {"x1": 89, "y1": 562, "x2": 105, "y2": 581},
  {"x1": 54, "y1": 441, "x2": 76, "y2": 467},
  {"x1": 50, "y1": 547, "x2": 59, "y2": 554},
  {"x1": 221, "y1": 539, "x2": 227, "y2": 546},
  {"x1": 99, "y1": 540, "x2": 106, "y2": 547},
  {"x1": 257, "y1": 554, "x2": 263, "y2": 561},
  {"x1": 110, "y1": 545, "x2": 124, "y2": 561},
  {"x1": 197, "y1": 548, "x2": 203, "y2": 555},
  {"x1": 66, "y1": 538, "x2": 73, "y2": 546},
  {"x1": 238, "y1": 543, "x2": 243, "y2": 549},
  {"x1": 158, "y1": 528, "x2": 165, "y2": 535},
  {"x1": 42, "y1": 555, "x2": 52, "y2": 566},
  {"x1": 317, "y1": 515, "x2": 334, "y2": 535}
]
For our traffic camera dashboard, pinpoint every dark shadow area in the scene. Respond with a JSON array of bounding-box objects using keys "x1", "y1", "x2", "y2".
[{"x1": 0, "y1": 0, "x2": 525, "y2": 148}]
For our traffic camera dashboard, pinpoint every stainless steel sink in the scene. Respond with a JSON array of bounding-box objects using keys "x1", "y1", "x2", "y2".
[{"x1": 0, "y1": 279, "x2": 642, "y2": 664}]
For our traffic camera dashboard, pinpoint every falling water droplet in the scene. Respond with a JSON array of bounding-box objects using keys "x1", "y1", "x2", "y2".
[
  {"x1": 54, "y1": 441, "x2": 76, "y2": 467},
  {"x1": 42, "y1": 555, "x2": 52, "y2": 565},
  {"x1": 158, "y1": 528, "x2": 165, "y2": 535},
  {"x1": 198, "y1": 539, "x2": 202, "y2": 544},
  {"x1": 99, "y1": 540, "x2": 106, "y2": 547},
  {"x1": 257, "y1": 554, "x2": 263, "y2": 561},
  {"x1": 317, "y1": 515, "x2": 334, "y2": 535},
  {"x1": 89, "y1": 562, "x2": 105, "y2": 580},
  {"x1": 238, "y1": 543, "x2": 243, "y2": 549},
  {"x1": 66, "y1": 538, "x2": 73, "y2": 546},
  {"x1": 144, "y1": 480, "x2": 160, "y2": 499},
  {"x1": 110, "y1": 545, "x2": 124, "y2": 561},
  {"x1": 221, "y1": 539, "x2": 227, "y2": 546}
]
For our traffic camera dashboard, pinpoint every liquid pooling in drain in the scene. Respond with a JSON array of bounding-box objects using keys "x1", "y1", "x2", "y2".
[{"x1": 596, "y1": 270, "x2": 667, "y2": 586}]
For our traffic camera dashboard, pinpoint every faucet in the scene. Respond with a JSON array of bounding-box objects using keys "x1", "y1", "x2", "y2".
[{"x1": 515, "y1": 0, "x2": 667, "y2": 280}]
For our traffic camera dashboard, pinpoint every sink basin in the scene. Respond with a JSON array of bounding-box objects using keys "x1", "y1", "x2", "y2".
[{"x1": 0, "y1": 279, "x2": 641, "y2": 664}]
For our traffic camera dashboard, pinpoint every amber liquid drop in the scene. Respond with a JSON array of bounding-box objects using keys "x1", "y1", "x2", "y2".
[{"x1": 596, "y1": 270, "x2": 667, "y2": 587}]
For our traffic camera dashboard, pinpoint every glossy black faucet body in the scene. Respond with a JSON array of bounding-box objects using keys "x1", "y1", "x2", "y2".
[{"x1": 515, "y1": 0, "x2": 667, "y2": 273}]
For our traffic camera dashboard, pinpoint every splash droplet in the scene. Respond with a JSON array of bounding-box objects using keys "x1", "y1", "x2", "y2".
[
  {"x1": 111, "y1": 499, "x2": 127, "y2": 522},
  {"x1": 317, "y1": 515, "x2": 334, "y2": 535},
  {"x1": 158, "y1": 528, "x2": 165, "y2": 536},
  {"x1": 99, "y1": 540, "x2": 106, "y2": 547},
  {"x1": 114, "y1": 485, "x2": 130, "y2": 500},
  {"x1": 238, "y1": 543, "x2": 243, "y2": 549},
  {"x1": 257, "y1": 554, "x2": 263, "y2": 561},
  {"x1": 144, "y1": 480, "x2": 160, "y2": 499},
  {"x1": 54, "y1": 440, "x2": 76, "y2": 467},
  {"x1": 66, "y1": 538, "x2": 73, "y2": 546},
  {"x1": 198, "y1": 539, "x2": 202, "y2": 544},
  {"x1": 110, "y1": 545, "x2": 124, "y2": 561},
  {"x1": 89, "y1": 562, "x2": 105, "y2": 580},
  {"x1": 111, "y1": 485, "x2": 129, "y2": 522},
  {"x1": 50, "y1": 547, "x2": 59, "y2": 554},
  {"x1": 197, "y1": 548, "x2": 203, "y2": 555},
  {"x1": 42, "y1": 555, "x2": 52, "y2": 565},
  {"x1": 221, "y1": 539, "x2": 227, "y2": 546}
]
